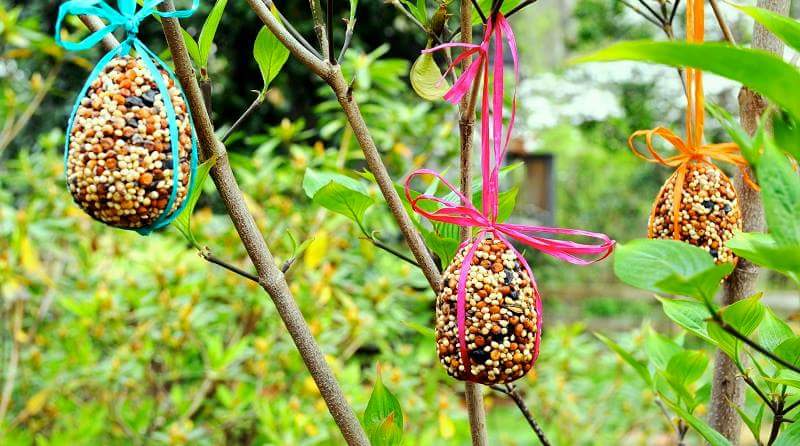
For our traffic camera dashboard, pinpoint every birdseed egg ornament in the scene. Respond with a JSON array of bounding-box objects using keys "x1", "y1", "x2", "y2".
[
  {"x1": 56, "y1": 0, "x2": 199, "y2": 234},
  {"x1": 436, "y1": 237, "x2": 538, "y2": 383},
  {"x1": 408, "y1": 12, "x2": 614, "y2": 385},
  {"x1": 629, "y1": 0, "x2": 755, "y2": 264},
  {"x1": 648, "y1": 161, "x2": 741, "y2": 264}
]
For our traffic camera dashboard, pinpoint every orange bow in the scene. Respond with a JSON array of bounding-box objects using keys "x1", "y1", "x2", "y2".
[{"x1": 629, "y1": 0, "x2": 758, "y2": 239}]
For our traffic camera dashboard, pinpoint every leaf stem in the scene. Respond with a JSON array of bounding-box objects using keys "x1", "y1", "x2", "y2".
[
  {"x1": 362, "y1": 236, "x2": 420, "y2": 268},
  {"x1": 505, "y1": 0, "x2": 541, "y2": 19},
  {"x1": 221, "y1": 91, "x2": 265, "y2": 144},
  {"x1": 709, "y1": 0, "x2": 736, "y2": 45},
  {"x1": 264, "y1": 0, "x2": 323, "y2": 60},
  {"x1": 200, "y1": 249, "x2": 260, "y2": 283},
  {"x1": 711, "y1": 313, "x2": 800, "y2": 375},
  {"x1": 327, "y1": 0, "x2": 335, "y2": 64},
  {"x1": 337, "y1": 20, "x2": 355, "y2": 64}
]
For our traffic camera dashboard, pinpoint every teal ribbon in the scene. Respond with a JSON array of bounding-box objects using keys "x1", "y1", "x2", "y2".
[{"x1": 56, "y1": 0, "x2": 199, "y2": 235}]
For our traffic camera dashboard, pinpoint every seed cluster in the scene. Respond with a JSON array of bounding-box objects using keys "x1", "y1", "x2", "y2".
[
  {"x1": 649, "y1": 161, "x2": 741, "y2": 264},
  {"x1": 436, "y1": 237, "x2": 538, "y2": 384},
  {"x1": 66, "y1": 56, "x2": 192, "y2": 229}
]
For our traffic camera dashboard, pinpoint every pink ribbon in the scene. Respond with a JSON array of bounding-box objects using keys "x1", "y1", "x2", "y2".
[{"x1": 406, "y1": 14, "x2": 615, "y2": 377}]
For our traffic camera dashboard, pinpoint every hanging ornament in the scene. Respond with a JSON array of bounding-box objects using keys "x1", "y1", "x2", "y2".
[
  {"x1": 55, "y1": 0, "x2": 199, "y2": 234},
  {"x1": 407, "y1": 14, "x2": 614, "y2": 384},
  {"x1": 629, "y1": 0, "x2": 757, "y2": 264}
]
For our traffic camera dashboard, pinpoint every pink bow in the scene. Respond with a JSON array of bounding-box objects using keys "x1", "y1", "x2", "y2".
[{"x1": 405, "y1": 14, "x2": 615, "y2": 374}]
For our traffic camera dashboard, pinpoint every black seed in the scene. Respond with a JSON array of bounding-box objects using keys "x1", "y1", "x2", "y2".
[
  {"x1": 724, "y1": 204, "x2": 732, "y2": 213},
  {"x1": 702, "y1": 200, "x2": 713, "y2": 210},
  {"x1": 142, "y1": 89, "x2": 156, "y2": 107},
  {"x1": 503, "y1": 269, "x2": 513, "y2": 285},
  {"x1": 491, "y1": 332, "x2": 505, "y2": 343},
  {"x1": 710, "y1": 249, "x2": 719, "y2": 258},
  {"x1": 509, "y1": 290, "x2": 519, "y2": 300},
  {"x1": 126, "y1": 117, "x2": 139, "y2": 128},
  {"x1": 125, "y1": 96, "x2": 144, "y2": 108},
  {"x1": 469, "y1": 348, "x2": 490, "y2": 363}
]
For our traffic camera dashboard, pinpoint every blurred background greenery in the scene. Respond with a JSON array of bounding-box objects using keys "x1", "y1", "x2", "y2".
[{"x1": 2, "y1": 0, "x2": 798, "y2": 444}]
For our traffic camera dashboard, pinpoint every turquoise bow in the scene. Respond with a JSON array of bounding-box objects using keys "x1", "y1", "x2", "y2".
[
  {"x1": 56, "y1": 0, "x2": 199, "y2": 51},
  {"x1": 55, "y1": 0, "x2": 200, "y2": 235}
]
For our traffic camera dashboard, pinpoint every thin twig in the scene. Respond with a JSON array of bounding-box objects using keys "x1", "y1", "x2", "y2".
[
  {"x1": 767, "y1": 400, "x2": 785, "y2": 446},
  {"x1": 200, "y1": 250, "x2": 260, "y2": 283},
  {"x1": 711, "y1": 315, "x2": 800, "y2": 375},
  {"x1": 337, "y1": 20, "x2": 355, "y2": 64},
  {"x1": 669, "y1": 0, "x2": 680, "y2": 25},
  {"x1": 654, "y1": 398, "x2": 684, "y2": 444},
  {"x1": 709, "y1": 0, "x2": 736, "y2": 45},
  {"x1": 0, "y1": 299, "x2": 23, "y2": 421},
  {"x1": 362, "y1": 236, "x2": 420, "y2": 268},
  {"x1": 636, "y1": 0, "x2": 665, "y2": 24},
  {"x1": 742, "y1": 374, "x2": 777, "y2": 413},
  {"x1": 263, "y1": 0, "x2": 323, "y2": 60},
  {"x1": 392, "y1": 1, "x2": 430, "y2": 35},
  {"x1": 620, "y1": 0, "x2": 664, "y2": 27},
  {"x1": 505, "y1": 0, "x2": 541, "y2": 19},
  {"x1": 221, "y1": 91, "x2": 265, "y2": 144},
  {"x1": 470, "y1": 0, "x2": 487, "y2": 23},
  {"x1": 326, "y1": 0, "x2": 335, "y2": 64},
  {"x1": 308, "y1": 0, "x2": 330, "y2": 60},
  {"x1": 783, "y1": 399, "x2": 800, "y2": 415},
  {"x1": 490, "y1": 384, "x2": 551, "y2": 446}
]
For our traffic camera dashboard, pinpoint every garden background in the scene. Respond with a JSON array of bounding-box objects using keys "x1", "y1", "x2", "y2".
[{"x1": 1, "y1": 0, "x2": 799, "y2": 444}]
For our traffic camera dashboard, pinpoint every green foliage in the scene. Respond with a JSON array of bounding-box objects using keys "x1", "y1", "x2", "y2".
[
  {"x1": 198, "y1": 0, "x2": 228, "y2": 70},
  {"x1": 254, "y1": 19, "x2": 290, "y2": 95},
  {"x1": 303, "y1": 168, "x2": 375, "y2": 233},
  {"x1": 364, "y1": 366, "x2": 404, "y2": 446},
  {"x1": 173, "y1": 156, "x2": 218, "y2": 248}
]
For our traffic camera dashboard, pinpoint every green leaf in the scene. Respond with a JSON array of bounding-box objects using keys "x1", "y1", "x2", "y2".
[
  {"x1": 757, "y1": 138, "x2": 800, "y2": 246},
  {"x1": 645, "y1": 327, "x2": 683, "y2": 371},
  {"x1": 574, "y1": 41, "x2": 800, "y2": 120},
  {"x1": 199, "y1": 0, "x2": 228, "y2": 69},
  {"x1": 254, "y1": 24, "x2": 290, "y2": 93},
  {"x1": 727, "y1": 232, "x2": 800, "y2": 284},
  {"x1": 364, "y1": 366, "x2": 404, "y2": 446},
  {"x1": 773, "y1": 420, "x2": 800, "y2": 446},
  {"x1": 764, "y1": 370, "x2": 800, "y2": 389},
  {"x1": 420, "y1": 226, "x2": 460, "y2": 267},
  {"x1": 472, "y1": 0, "x2": 523, "y2": 25},
  {"x1": 410, "y1": 50, "x2": 450, "y2": 101},
  {"x1": 401, "y1": 0, "x2": 428, "y2": 26},
  {"x1": 774, "y1": 337, "x2": 800, "y2": 370},
  {"x1": 720, "y1": 293, "x2": 766, "y2": 337},
  {"x1": 733, "y1": 405, "x2": 764, "y2": 445},
  {"x1": 759, "y1": 308, "x2": 795, "y2": 353},
  {"x1": 312, "y1": 182, "x2": 375, "y2": 231},
  {"x1": 173, "y1": 156, "x2": 218, "y2": 247},
  {"x1": 733, "y1": 4, "x2": 800, "y2": 54},
  {"x1": 658, "y1": 297, "x2": 715, "y2": 345},
  {"x1": 666, "y1": 350, "x2": 708, "y2": 386},
  {"x1": 707, "y1": 323, "x2": 739, "y2": 360},
  {"x1": 706, "y1": 102, "x2": 761, "y2": 163},
  {"x1": 773, "y1": 110, "x2": 800, "y2": 161},
  {"x1": 181, "y1": 28, "x2": 202, "y2": 68},
  {"x1": 303, "y1": 169, "x2": 369, "y2": 197},
  {"x1": 662, "y1": 399, "x2": 732, "y2": 446},
  {"x1": 614, "y1": 239, "x2": 722, "y2": 300},
  {"x1": 655, "y1": 263, "x2": 734, "y2": 303},
  {"x1": 594, "y1": 332, "x2": 652, "y2": 387}
]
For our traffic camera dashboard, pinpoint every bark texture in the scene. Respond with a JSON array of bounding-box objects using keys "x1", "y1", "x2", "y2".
[{"x1": 708, "y1": 1, "x2": 789, "y2": 442}]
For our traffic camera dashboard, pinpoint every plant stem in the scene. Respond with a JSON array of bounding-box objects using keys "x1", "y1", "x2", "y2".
[
  {"x1": 201, "y1": 249, "x2": 260, "y2": 283},
  {"x1": 308, "y1": 0, "x2": 330, "y2": 60},
  {"x1": 505, "y1": 0, "x2": 541, "y2": 19},
  {"x1": 620, "y1": 0, "x2": 664, "y2": 27},
  {"x1": 154, "y1": 3, "x2": 369, "y2": 444},
  {"x1": 363, "y1": 236, "x2": 420, "y2": 268},
  {"x1": 470, "y1": 0, "x2": 487, "y2": 23},
  {"x1": 709, "y1": 0, "x2": 736, "y2": 45},
  {"x1": 326, "y1": 0, "x2": 335, "y2": 64},
  {"x1": 221, "y1": 91, "x2": 264, "y2": 144},
  {"x1": 489, "y1": 384, "x2": 551, "y2": 446},
  {"x1": 767, "y1": 400, "x2": 785, "y2": 446},
  {"x1": 712, "y1": 316, "x2": 800, "y2": 375},
  {"x1": 263, "y1": 0, "x2": 323, "y2": 60},
  {"x1": 742, "y1": 374, "x2": 776, "y2": 413},
  {"x1": 457, "y1": 1, "x2": 489, "y2": 444},
  {"x1": 337, "y1": 20, "x2": 355, "y2": 64},
  {"x1": 0, "y1": 62, "x2": 63, "y2": 154},
  {"x1": 710, "y1": 1, "x2": 790, "y2": 441}
]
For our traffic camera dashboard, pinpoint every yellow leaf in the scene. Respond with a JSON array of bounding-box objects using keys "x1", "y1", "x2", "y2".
[
  {"x1": 438, "y1": 411, "x2": 455, "y2": 439},
  {"x1": 304, "y1": 230, "x2": 329, "y2": 269},
  {"x1": 20, "y1": 389, "x2": 49, "y2": 419},
  {"x1": 19, "y1": 237, "x2": 43, "y2": 277},
  {"x1": 410, "y1": 48, "x2": 450, "y2": 101}
]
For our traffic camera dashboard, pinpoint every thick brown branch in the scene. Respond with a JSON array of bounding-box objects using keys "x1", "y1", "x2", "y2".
[{"x1": 154, "y1": 3, "x2": 369, "y2": 444}]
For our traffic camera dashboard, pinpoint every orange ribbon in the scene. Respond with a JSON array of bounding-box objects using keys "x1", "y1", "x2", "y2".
[{"x1": 629, "y1": 0, "x2": 758, "y2": 239}]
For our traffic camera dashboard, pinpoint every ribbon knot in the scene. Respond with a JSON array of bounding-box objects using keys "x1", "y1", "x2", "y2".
[
  {"x1": 405, "y1": 14, "x2": 615, "y2": 376},
  {"x1": 55, "y1": 0, "x2": 199, "y2": 52}
]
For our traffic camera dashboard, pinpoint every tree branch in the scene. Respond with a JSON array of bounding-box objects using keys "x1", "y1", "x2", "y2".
[
  {"x1": 308, "y1": 0, "x2": 330, "y2": 60},
  {"x1": 490, "y1": 384, "x2": 551, "y2": 446},
  {"x1": 709, "y1": 0, "x2": 736, "y2": 45},
  {"x1": 710, "y1": 1, "x2": 789, "y2": 440},
  {"x1": 153, "y1": 3, "x2": 369, "y2": 444},
  {"x1": 505, "y1": 0, "x2": 541, "y2": 19},
  {"x1": 200, "y1": 249, "x2": 260, "y2": 283}
]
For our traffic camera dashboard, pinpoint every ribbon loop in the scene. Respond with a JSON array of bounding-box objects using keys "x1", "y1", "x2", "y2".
[{"x1": 55, "y1": 0, "x2": 199, "y2": 51}]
